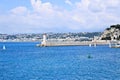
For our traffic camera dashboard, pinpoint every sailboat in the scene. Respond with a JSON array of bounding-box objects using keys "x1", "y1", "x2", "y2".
[{"x1": 3, "y1": 45, "x2": 6, "y2": 50}]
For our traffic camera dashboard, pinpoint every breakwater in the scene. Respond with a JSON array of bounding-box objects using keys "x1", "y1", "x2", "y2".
[
  {"x1": 37, "y1": 34, "x2": 110, "y2": 47},
  {"x1": 37, "y1": 40, "x2": 109, "y2": 47}
]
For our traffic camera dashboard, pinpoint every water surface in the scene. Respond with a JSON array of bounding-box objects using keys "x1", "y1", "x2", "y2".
[{"x1": 0, "y1": 42, "x2": 120, "y2": 80}]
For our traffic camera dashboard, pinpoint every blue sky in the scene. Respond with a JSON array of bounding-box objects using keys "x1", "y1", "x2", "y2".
[{"x1": 0, "y1": 0, "x2": 120, "y2": 33}]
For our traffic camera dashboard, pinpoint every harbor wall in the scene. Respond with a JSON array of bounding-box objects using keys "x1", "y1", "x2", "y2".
[{"x1": 39, "y1": 40, "x2": 109, "y2": 47}]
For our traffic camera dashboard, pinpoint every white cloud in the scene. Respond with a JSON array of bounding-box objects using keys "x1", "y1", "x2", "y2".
[
  {"x1": 10, "y1": 6, "x2": 28, "y2": 15},
  {"x1": 75, "y1": 0, "x2": 90, "y2": 9},
  {"x1": 65, "y1": 0, "x2": 72, "y2": 6},
  {"x1": 31, "y1": 0, "x2": 54, "y2": 16},
  {"x1": 0, "y1": 0, "x2": 120, "y2": 33}
]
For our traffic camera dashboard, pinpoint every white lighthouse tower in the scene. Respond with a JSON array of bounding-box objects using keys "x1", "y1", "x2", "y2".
[{"x1": 41, "y1": 34, "x2": 47, "y2": 46}]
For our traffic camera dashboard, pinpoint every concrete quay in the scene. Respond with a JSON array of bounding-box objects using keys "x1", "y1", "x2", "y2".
[
  {"x1": 37, "y1": 34, "x2": 109, "y2": 47},
  {"x1": 37, "y1": 41, "x2": 109, "y2": 47}
]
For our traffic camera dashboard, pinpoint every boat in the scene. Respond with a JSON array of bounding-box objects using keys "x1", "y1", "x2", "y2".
[
  {"x1": 111, "y1": 44, "x2": 120, "y2": 48},
  {"x1": 109, "y1": 40, "x2": 120, "y2": 48},
  {"x1": 3, "y1": 45, "x2": 6, "y2": 50}
]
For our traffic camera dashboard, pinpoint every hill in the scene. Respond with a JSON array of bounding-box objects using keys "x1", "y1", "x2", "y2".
[{"x1": 100, "y1": 24, "x2": 120, "y2": 40}]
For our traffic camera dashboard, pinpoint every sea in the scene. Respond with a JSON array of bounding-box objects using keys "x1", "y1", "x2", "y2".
[{"x1": 0, "y1": 42, "x2": 120, "y2": 80}]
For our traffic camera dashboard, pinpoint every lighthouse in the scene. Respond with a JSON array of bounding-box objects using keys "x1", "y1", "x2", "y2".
[{"x1": 41, "y1": 34, "x2": 47, "y2": 46}]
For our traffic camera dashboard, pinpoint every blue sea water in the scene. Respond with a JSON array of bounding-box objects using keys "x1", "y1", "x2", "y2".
[{"x1": 0, "y1": 42, "x2": 120, "y2": 80}]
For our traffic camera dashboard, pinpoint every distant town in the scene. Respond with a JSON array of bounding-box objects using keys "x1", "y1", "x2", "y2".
[
  {"x1": 0, "y1": 24, "x2": 120, "y2": 42},
  {"x1": 0, "y1": 32, "x2": 102, "y2": 42}
]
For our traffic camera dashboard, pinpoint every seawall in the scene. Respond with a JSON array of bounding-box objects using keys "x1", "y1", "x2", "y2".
[{"x1": 37, "y1": 40, "x2": 109, "y2": 47}]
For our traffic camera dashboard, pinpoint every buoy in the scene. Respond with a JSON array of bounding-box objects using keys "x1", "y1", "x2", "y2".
[{"x1": 88, "y1": 55, "x2": 92, "y2": 59}]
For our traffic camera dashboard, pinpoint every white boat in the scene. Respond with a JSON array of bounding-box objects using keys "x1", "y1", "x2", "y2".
[
  {"x1": 109, "y1": 40, "x2": 120, "y2": 48},
  {"x1": 111, "y1": 44, "x2": 120, "y2": 48},
  {"x1": 3, "y1": 45, "x2": 6, "y2": 50}
]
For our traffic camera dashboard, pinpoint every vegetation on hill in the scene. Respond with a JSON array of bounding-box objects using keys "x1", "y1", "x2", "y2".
[{"x1": 101, "y1": 24, "x2": 120, "y2": 40}]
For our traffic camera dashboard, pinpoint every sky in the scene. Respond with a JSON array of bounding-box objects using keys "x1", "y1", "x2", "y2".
[{"x1": 0, "y1": 0, "x2": 120, "y2": 34}]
